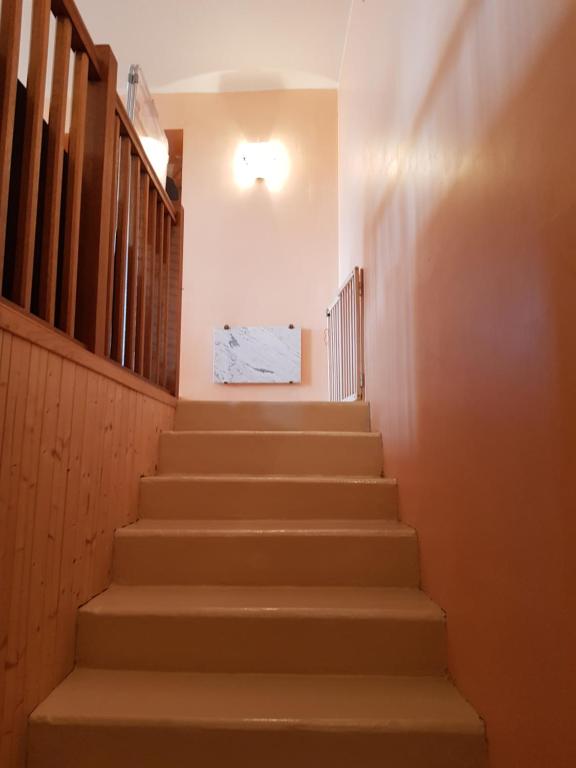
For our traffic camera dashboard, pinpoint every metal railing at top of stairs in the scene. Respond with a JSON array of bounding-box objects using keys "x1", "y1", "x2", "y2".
[{"x1": 326, "y1": 266, "x2": 365, "y2": 402}]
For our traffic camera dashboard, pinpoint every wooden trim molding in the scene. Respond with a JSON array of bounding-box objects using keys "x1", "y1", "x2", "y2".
[{"x1": 0, "y1": 299, "x2": 177, "y2": 406}]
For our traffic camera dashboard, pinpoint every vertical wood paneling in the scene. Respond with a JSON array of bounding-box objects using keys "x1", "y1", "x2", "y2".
[
  {"x1": 2, "y1": 343, "x2": 48, "y2": 767},
  {"x1": 12, "y1": 0, "x2": 51, "y2": 309},
  {"x1": 38, "y1": 16, "x2": 73, "y2": 323},
  {"x1": 0, "y1": 0, "x2": 23, "y2": 283},
  {"x1": 0, "y1": 325, "x2": 175, "y2": 768},
  {"x1": 0, "y1": 336, "x2": 31, "y2": 755}
]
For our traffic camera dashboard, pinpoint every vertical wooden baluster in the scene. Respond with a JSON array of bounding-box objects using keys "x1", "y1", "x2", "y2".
[
  {"x1": 152, "y1": 203, "x2": 164, "y2": 383},
  {"x1": 12, "y1": 0, "x2": 50, "y2": 309},
  {"x1": 76, "y1": 45, "x2": 117, "y2": 355},
  {"x1": 104, "y1": 117, "x2": 120, "y2": 356},
  {"x1": 38, "y1": 15, "x2": 72, "y2": 324},
  {"x1": 143, "y1": 188, "x2": 157, "y2": 380},
  {"x1": 135, "y1": 175, "x2": 149, "y2": 375},
  {"x1": 111, "y1": 136, "x2": 131, "y2": 364},
  {"x1": 168, "y1": 207, "x2": 184, "y2": 395},
  {"x1": 159, "y1": 213, "x2": 171, "y2": 387},
  {"x1": 124, "y1": 155, "x2": 140, "y2": 371},
  {"x1": 0, "y1": 0, "x2": 23, "y2": 285},
  {"x1": 59, "y1": 51, "x2": 88, "y2": 336}
]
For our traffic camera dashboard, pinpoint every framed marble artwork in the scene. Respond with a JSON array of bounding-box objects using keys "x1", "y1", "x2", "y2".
[{"x1": 213, "y1": 326, "x2": 301, "y2": 384}]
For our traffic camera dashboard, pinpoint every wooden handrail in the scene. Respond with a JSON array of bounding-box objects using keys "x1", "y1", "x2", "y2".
[
  {"x1": 0, "y1": 0, "x2": 184, "y2": 396},
  {"x1": 50, "y1": 0, "x2": 101, "y2": 79},
  {"x1": 115, "y1": 97, "x2": 176, "y2": 221}
]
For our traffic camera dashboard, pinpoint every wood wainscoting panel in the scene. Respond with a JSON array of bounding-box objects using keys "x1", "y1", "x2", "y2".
[{"x1": 0, "y1": 325, "x2": 175, "y2": 768}]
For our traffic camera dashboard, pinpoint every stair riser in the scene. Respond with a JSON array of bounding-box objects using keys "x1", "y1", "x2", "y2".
[
  {"x1": 77, "y1": 613, "x2": 446, "y2": 675},
  {"x1": 175, "y1": 402, "x2": 372, "y2": 433},
  {"x1": 113, "y1": 534, "x2": 419, "y2": 587},
  {"x1": 159, "y1": 432, "x2": 383, "y2": 476},
  {"x1": 138, "y1": 478, "x2": 398, "y2": 520},
  {"x1": 28, "y1": 724, "x2": 486, "y2": 768}
]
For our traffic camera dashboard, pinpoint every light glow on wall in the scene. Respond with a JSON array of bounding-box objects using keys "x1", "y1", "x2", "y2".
[
  {"x1": 234, "y1": 140, "x2": 290, "y2": 191},
  {"x1": 140, "y1": 136, "x2": 170, "y2": 188}
]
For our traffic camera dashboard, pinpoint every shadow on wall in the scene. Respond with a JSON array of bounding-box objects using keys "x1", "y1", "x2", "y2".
[
  {"x1": 217, "y1": 75, "x2": 289, "y2": 138},
  {"x1": 361, "y1": 0, "x2": 484, "y2": 454},
  {"x1": 361, "y1": 3, "x2": 576, "y2": 767}
]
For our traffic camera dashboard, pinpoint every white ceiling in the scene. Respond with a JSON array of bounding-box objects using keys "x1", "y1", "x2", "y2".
[{"x1": 74, "y1": 0, "x2": 353, "y2": 93}]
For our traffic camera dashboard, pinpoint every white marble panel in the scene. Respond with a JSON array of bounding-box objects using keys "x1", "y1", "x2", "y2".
[{"x1": 213, "y1": 326, "x2": 301, "y2": 384}]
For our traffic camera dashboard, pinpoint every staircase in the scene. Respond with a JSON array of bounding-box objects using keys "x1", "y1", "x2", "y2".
[{"x1": 28, "y1": 401, "x2": 486, "y2": 768}]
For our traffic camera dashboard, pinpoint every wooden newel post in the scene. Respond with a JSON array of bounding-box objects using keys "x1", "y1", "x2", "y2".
[{"x1": 76, "y1": 44, "x2": 118, "y2": 355}]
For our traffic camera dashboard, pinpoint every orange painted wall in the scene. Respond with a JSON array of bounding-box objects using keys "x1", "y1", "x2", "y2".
[
  {"x1": 339, "y1": 1, "x2": 576, "y2": 766},
  {"x1": 154, "y1": 90, "x2": 338, "y2": 401}
]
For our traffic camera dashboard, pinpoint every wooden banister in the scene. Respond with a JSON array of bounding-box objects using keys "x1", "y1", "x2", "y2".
[
  {"x1": 125, "y1": 155, "x2": 141, "y2": 370},
  {"x1": 59, "y1": 51, "x2": 89, "y2": 335},
  {"x1": 12, "y1": 0, "x2": 51, "y2": 309},
  {"x1": 39, "y1": 15, "x2": 72, "y2": 323},
  {"x1": 115, "y1": 97, "x2": 176, "y2": 221},
  {"x1": 76, "y1": 44, "x2": 118, "y2": 355},
  {"x1": 0, "y1": 0, "x2": 23, "y2": 287},
  {"x1": 111, "y1": 136, "x2": 131, "y2": 363},
  {"x1": 50, "y1": 0, "x2": 101, "y2": 79},
  {"x1": 0, "y1": 0, "x2": 184, "y2": 396}
]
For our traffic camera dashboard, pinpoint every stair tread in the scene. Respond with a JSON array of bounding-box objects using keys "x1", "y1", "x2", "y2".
[
  {"x1": 163, "y1": 429, "x2": 379, "y2": 437},
  {"x1": 118, "y1": 519, "x2": 414, "y2": 537},
  {"x1": 141, "y1": 474, "x2": 396, "y2": 485},
  {"x1": 31, "y1": 668, "x2": 482, "y2": 734},
  {"x1": 178, "y1": 400, "x2": 368, "y2": 406},
  {"x1": 81, "y1": 585, "x2": 442, "y2": 620}
]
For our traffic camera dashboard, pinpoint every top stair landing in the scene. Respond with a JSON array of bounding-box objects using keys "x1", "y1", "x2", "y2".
[{"x1": 174, "y1": 401, "x2": 371, "y2": 433}]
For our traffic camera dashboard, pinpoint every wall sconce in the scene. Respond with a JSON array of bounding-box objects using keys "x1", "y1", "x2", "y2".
[{"x1": 234, "y1": 140, "x2": 289, "y2": 191}]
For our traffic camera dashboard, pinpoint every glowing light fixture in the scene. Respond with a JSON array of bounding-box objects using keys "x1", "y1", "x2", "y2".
[{"x1": 234, "y1": 140, "x2": 289, "y2": 191}]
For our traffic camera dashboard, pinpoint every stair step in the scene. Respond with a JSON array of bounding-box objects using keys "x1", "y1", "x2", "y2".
[
  {"x1": 113, "y1": 519, "x2": 419, "y2": 587},
  {"x1": 138, "y1": 474, "x2": 398, "y2": 520},
  {"x1": 158, "y1": 431, "x2": 383, "y2": 476},
  {"x1": 77, "y1": 585, "x2": 446, "y2": 675},
  {"x1": 175, "y1": 400, "x2": 372, "y2": 432},
  {"x1": 28, "y1": 669, "x2": 486, "y2": 768}
]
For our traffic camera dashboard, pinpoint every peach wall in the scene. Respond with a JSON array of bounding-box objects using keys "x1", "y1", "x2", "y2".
[
  {"x1": 154, "y1": 90, "x2": 338, "y2": 401},
  {"x1": 339, "y1": 1, "x2": 576, "y2": 767}
]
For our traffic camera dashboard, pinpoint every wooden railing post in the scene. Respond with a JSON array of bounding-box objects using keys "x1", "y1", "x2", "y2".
[
  {"x1": 0, "y1": 0, "x2": 23, "y2": 286},
  {"x1": 169, "y1": 207, "x2": 184, "y2": 396},
  {"x1": 12, "y1": 0, "x2": 51, "y2": 308},
  {"x1": 75, "y1": 44, "x2": 117, "y2": 355}
]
